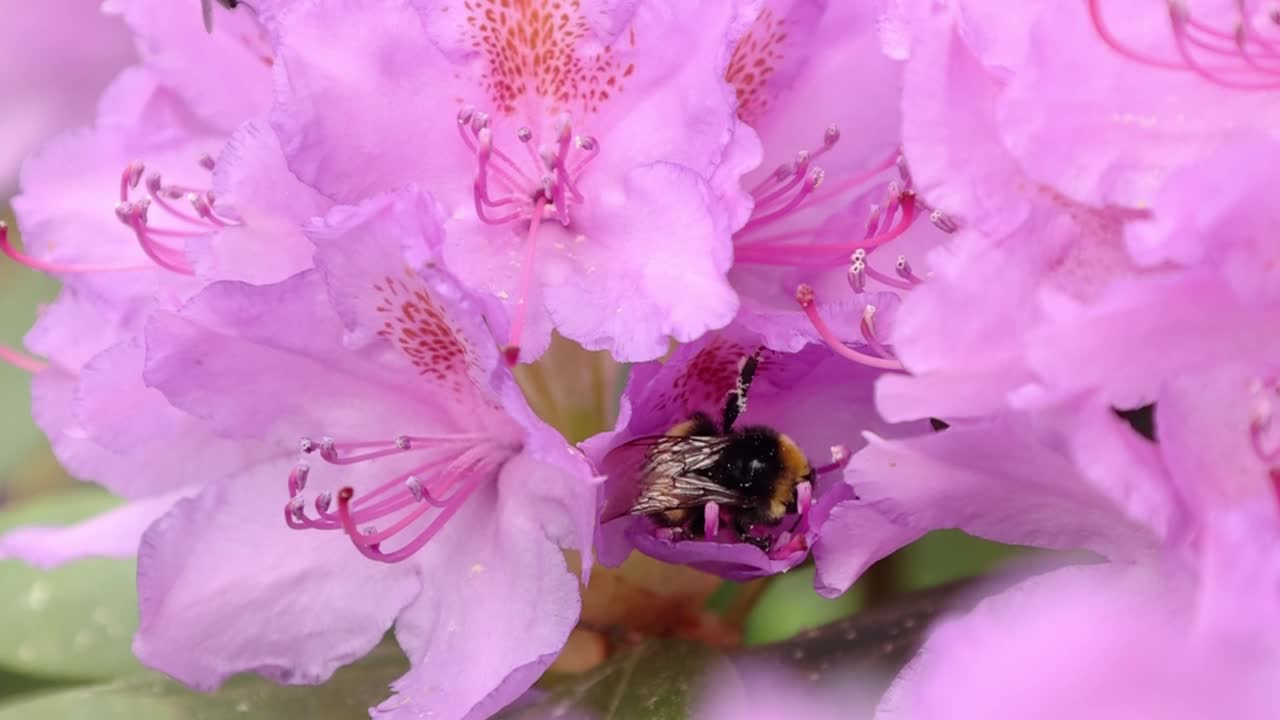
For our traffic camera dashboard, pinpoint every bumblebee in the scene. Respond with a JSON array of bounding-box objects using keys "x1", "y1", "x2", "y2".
[{"x1": 604, "y1": 350, "x2": 815, "y2": 550}]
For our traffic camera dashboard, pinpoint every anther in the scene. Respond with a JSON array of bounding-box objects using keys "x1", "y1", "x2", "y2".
[
  {"x1": 829, "y1": 444, "x2": 850, "y2": 466},
  {"x1": 704, "y1": 501, "x2": 721, "y2": 539},
  {"x1": 300, "y1": 437, "x2": 316, "y2": 454},
  {"x1": 929, "y1": 209, "x2": 959, "y2": 233},
  {"x1": 796, "y1": 283, "x2": 905, "y2": 371},
  {"x1": 315, "y1": 492, "x2": 332, "y2": 513},
  {"x1": 895, "y1": 255, "x2": 915, "y2": 279},
  {"x1": 575, "y1": 136, "x2": 597, "y2": 151},
  {"x1": 824, "y1": 124, "x2": 840, "y2": 148},
  {"x1": 145, "y1": 172, "x2": 164, "y2": 194},
  {"x1": 796, "y1": 481, "x2": 812, "y2": 515},
  {"x1": 807, "y1": 167, "x2": 826, "y2": 188},
  {"x1": 198, "y1": 153, "x2": 216, "y2": 171},
  {"x1": 848, "y1": 259, "x2": 867, "y2": 293},
  {"x1": 290, "y1": 463, "x2": 310, "y2": 493},
  {"x1": 289, "y1": 495, "x2": 306, "y2": 520},
  {"x1": 320, "y1": 437, "x2": 337, "y2": 461},
  {"x1": 394, "y1": 435, "x2": 411, "y2": 450},
  {"x1": 457, "y1": 106, "x2": 475, "y2": 125},
  {"x1": 125, "y1": 162, "x2": 145, "y2": 190},
  {"x1": 405, "y1": 475, "x2": 424, "y2": 502},
  {"x1": 517, "y1": 127, "x2": 533, "y2": 143}
]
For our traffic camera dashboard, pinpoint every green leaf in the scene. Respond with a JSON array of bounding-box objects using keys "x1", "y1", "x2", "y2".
[
  {"x1": 743, "y1": 565, "x2": 864, "y2": 645},
  {"x1": 511, "y1": 582, "x2": 971, "y2": 720},
  {"x1": 502, "y1": 641, "x2": 721, "y2": 720},
  {"x1": 0, "y1": 644, "x2": 409, "y2": 720},
  {"x1": 0, "y1": 489, "x2": 140, "y2": 681}
]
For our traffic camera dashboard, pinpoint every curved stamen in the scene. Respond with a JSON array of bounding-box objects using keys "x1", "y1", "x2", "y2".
[
  {"x1": 503, "y1": 202, "x2": 548, "y2": 366},
  {"x1": 859, "y1": 305, "x2": 896, "y2": 360},
  {"x1": 896, "y1": 255, "x2": 925, "y2": 284},
  {"x1": 796, "y1": 284, "x2": 904, "y2": 371},
  {"x1": 1, "y1": 220, "x2": 152, "y2": 274},
  {"x1": 813, "y1": 444, "x2": 851, "y2": 476},
  {"x1": 752, "y1": 152, "x2": 810, "y2": 207},
  {"x1": 146, "y1": 174, "x2": 211, "y2": 228},
  {"x1": 119, "y1": 206, "x2": 196, "y2": 276},
  {"x1": 335, "y1": 466, "x2": 488, "y2": 563},
  {"x1": 735, "y1": 192, "x2": 918, "y2": 267},
  {"x1": 1089, "y1": 0, "x2": 1280, "y2": 88},
  {"x1": 737, "y1": 168, "x2": 825, "y2": 235},
  {"x1": 0, "y1": 344, "x2": 47, "y2": 374}
]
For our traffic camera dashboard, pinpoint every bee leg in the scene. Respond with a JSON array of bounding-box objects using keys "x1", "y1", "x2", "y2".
[
  {"x1": 733, "y1": 513, "x2": 772, "y2": 551},
  {"x1": 721, "y1": 348, "x2": 764, "y2": 432}
]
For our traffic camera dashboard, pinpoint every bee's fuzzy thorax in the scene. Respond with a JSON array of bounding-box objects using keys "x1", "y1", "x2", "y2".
[{"x1": 769, "y1": 432, "x2": 811, "y2": 520}]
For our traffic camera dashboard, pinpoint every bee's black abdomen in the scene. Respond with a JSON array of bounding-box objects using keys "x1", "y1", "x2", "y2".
[{"x1": 709, "y1": 427, "x2": 783, "y2": 500}]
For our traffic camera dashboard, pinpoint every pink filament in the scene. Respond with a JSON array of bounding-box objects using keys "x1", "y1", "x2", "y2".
[
  {"x1": 0, "y1": 345, "x2": 47, "y2": 374},
  {"x1": 1088, "y1": 0, "x2": 1280, "y2": 89},
  {"x1": 503, "y1": 202, "x2": 547, "y2": 366},
  {"x1": 735, "y1": 194, "x2": 918, "y2": 267},
  {"x1": 1, "y1": 222, "x2": 151, "y2": 274},
  {"x1": 796, "y1": 284, "x2": 905, "y2": 371},
  {"x1": 124, "y1": 217, "x2": 196, "y2": 276}
]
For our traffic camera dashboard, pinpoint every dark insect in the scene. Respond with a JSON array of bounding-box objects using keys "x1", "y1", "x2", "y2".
[
  {"x1": 603, "y1": 350, "x2": 815, "y2": 551},
  {"x1": 201, "y1": 0, "x2": 252, "y2": 33}
]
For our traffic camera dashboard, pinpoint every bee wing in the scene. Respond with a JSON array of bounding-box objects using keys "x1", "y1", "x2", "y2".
[
  {"x1": 600, "y1": 435, "x2": 742, "y2": 522},
  {"x1": 629, "y1": 473, "x2": 747, "y2": 514},
  {"x1": 201, "y1": 0, "x2": 216, "y2": 32}
]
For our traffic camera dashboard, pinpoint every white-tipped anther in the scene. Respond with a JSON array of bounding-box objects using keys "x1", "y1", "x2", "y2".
[{"x1": 405, "y1": 475, "x2": 425, "y2": 502}]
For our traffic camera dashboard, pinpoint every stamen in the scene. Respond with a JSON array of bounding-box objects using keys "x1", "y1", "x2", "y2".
[
  {"x1": 146, "y1": 173, "x2": 209, "y2": 228},
  {"x1": 862, "y1": 258, "x2": 915, "y2": 291},
  {"x1": 896, "y1": 255, "x2": 925, "y2": 284},
  {"x1": 813, "y1": 444, "x2": 851, "y2": 475},
  {"x1": 288, "y1": 463, "x2": 310, "y2": 495},
  {"x1": 1, "y1": 220, "x2": 152, "y2": 274},
  {"x1": 120, "y1": 161, "x2": 144, "y2": 202},
  {"x1": 752, "y1": 151, "x2": 810, "y2": 207},
  {"x1": 735, "y1": 191, "x2": 918, "y2": 267},
  {"x1": 571, "y1": 135, "x2": 599, "y2": 178},
  {"x1": 405, "y1": 475, "x2": 424, "y2": 502},
  {"x1": 737, "y1": 167, "x2": 826, "y2": 235},
  {"x1": 848, "y1": 257, "x2": 867, "y2": 293},
  {"x1": 928, "y1": 208, "x2": 960, "y2": 233},
  {"x1": 1088, "y1": 0, "x2": 1280, "y2": 89},
  {"x1": 795, "y1": 284, "x2": 905, "y2": 371},
  {"x1": 503, "y1": 202, "x2": 548, "y2": 366},
  {"x1": 859, "y1": 305, "x2": 896, "y2": 360},
  {"x1": 456, "y1": 106, "x2": 598, "y2": 229},
  {"x1": 795, "y1": 481, "x2": 812, "y2": 515},
  {"x1": 116, "y1": 202, "x2": 197, "y2": 276},
  {"x1": 0, "y1": 344, "x2": 48, "y2": 374},
  {"x1": 704, "y1": 501, "x2": 721, "y2": 540},
  {"x1": 334, "y1": 459, "x2": 490, "y2": 563}
]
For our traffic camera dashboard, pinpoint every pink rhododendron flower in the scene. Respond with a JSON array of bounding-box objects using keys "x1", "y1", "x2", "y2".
[
  {"x1": 0, "y1": 0, "x2": 133, "y2": 188},
  {"x1": 872, "y1": 0, "x2": 1280, "y2": 422},
  {"x1": 0, "y1": 1, "x2": 306, "y2": 560},
  {"x1": 880, "y1": 564, "x2": 1280, "y2": 720},
  {"x1": 270, "y1": 0, "x2": 761, "y2": 363},
  {"x1": 586, "y1": 325, "x2": 928, "y2": 580},
  {"x1": 129, "y1": 189, "x2": 596, "y2": 719},
  {"x1": 811, "y1": 399, "x2": 1178, "y2": 595},
  {"x1": 723, "y1": 0, "x2": 954, "y2": 361}
]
